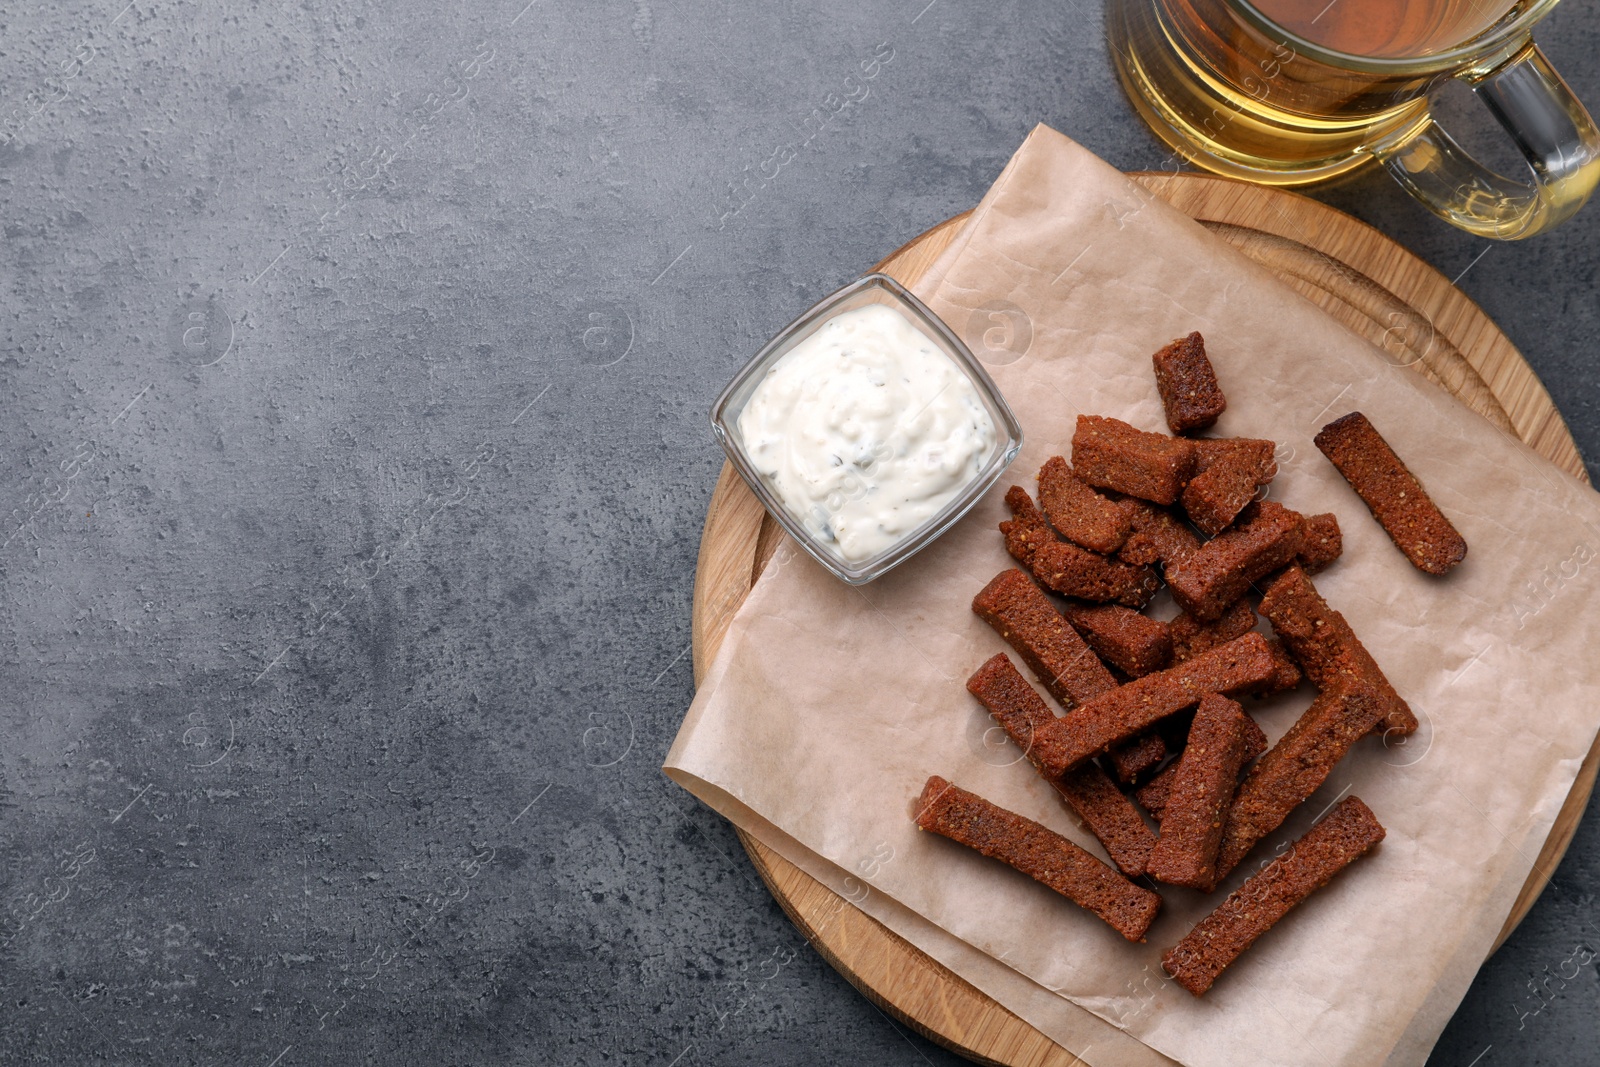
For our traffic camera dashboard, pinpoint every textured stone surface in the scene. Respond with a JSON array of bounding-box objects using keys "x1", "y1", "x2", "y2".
[{"x1": 1, "y1": 1, "x2": 1598, "y2": 1064}]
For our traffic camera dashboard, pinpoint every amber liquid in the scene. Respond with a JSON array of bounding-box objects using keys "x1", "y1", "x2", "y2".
[
  {"x1": 1109, "y1": 0, "x2": 1533, "y2": 183},
  {"x1": 1253, "y1": 0, "x2": 1521, "y2": 58}
]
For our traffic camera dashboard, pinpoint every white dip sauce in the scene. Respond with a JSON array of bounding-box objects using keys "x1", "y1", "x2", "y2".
[{"x1": 737, "y1": 303, "x2": 997, "y2": 564}]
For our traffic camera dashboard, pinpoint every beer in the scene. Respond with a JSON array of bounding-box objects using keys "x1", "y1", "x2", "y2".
[
  {"x1": 1107, "y1": 0, "x2": 1539, "y2": 184},
  {"x1": 1254, "y1": 0, "x2": 1522, "y2": 57}
]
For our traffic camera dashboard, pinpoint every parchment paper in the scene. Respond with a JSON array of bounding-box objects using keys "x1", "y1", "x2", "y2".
[{"x1": 665, "y1": 126, "x2": 1600, "y2": 1067}]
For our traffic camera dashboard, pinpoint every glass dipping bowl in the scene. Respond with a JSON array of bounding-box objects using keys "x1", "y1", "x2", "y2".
[{"x1": 711, "y1": 273, "x2": 1024, "y2": 585}]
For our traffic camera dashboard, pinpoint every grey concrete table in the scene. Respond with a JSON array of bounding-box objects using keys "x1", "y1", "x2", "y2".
[{"x1": 2, "y1": 2, "x2": 1597, "y2": 1064}]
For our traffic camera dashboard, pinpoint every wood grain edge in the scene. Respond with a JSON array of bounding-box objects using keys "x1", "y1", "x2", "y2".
[
  {"x1": 874, "y1": 211, "x2": 974, "y2": 284},
  {"x1": 1494, "y1": 730, "x2": 1600, "y2": 949},
  {"x1": 735, "y1": 828, "x2": 1089, "y2": 1067},
  {"x1": 690, "y1": 463, "x2": 769, "y2": 685}
]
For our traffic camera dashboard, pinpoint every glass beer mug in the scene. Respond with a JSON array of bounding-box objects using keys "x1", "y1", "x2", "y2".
[{"x1": 1107, "y1": 0, "x2": 1600, "y2": 238}]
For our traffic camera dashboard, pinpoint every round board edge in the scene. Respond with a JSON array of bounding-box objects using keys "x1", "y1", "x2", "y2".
[{"x1": 690, "y1": 171, "x2": 1599, "y2": 1066}]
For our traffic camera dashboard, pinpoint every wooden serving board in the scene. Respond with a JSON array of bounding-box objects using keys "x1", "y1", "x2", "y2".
[{"x1": 690, "y1": 172, "x2": 1599, "y2": 1067}]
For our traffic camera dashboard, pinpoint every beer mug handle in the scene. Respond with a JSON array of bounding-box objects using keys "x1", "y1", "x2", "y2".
[{"x1": 1372, "y1": 43, "x2": 1600, "y2": 240}]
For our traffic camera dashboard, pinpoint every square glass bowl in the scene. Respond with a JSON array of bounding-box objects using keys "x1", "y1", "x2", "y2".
[{"x1": 711, "y1": 273, "x2": 1024, "y2": 585}]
